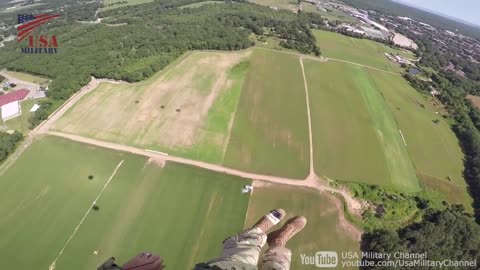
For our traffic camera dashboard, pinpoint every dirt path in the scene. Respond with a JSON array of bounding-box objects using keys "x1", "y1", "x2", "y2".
[
  {"x1": 47, "y1": 130, "x2": 363, "y2": 215},
  {"x1": 299, "y1": 57, "x2": 315, "y2": 179}
]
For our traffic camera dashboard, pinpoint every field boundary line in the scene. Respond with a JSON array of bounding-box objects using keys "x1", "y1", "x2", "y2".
[{"x1": 48, "y1": 160, "x2": 124, "y2": 270}]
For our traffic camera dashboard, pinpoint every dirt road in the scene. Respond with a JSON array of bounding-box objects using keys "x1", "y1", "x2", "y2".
[
  {"x1": 299, "y1": 57, "x2": 315, "y2": 179},
  {"x1": 47, "y1": 130, "x2": 363, "y2": 214},
  {"x1": 0, "y1": 58, "x2": 364, "y2": 220}
]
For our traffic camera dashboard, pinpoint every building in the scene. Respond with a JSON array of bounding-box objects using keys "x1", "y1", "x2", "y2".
[{"x1": 0, "y1": 89, "x2": 29, "y2": 120}]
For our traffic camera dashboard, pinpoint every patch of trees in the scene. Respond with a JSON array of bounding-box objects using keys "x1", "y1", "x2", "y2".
[
  {"x1": 0, "y1": 131, "x2": 23, "y2": 163},
  {"x1": 0, "y1": 1, "x2": 322, "y2": 127},
  {"x1": 362, "y1": 207, "x2": 480, "y2": 270}
]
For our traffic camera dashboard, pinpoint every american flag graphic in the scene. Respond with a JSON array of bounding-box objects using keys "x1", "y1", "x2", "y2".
[{"x1": 17, "y1": 14, "x2": 60, "y2": 43}]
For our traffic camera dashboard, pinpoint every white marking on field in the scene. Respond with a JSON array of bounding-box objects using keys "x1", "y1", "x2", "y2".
[
  {"x1": 399, "y1": 129, "x2": 407, "y2": 147},
  {"x1": 145, "y1": 149, "x2": 169, "y2": 156},
  {"x1": 48, "y1": 160, "x2": 124, "y2": 270}
]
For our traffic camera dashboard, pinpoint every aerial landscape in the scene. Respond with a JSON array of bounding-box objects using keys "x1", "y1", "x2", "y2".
[{"x1": 0, "y1": 0, "x2": 479, "y2": 269}]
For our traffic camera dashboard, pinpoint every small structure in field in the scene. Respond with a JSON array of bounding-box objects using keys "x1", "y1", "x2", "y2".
[
  {"x1": 0, "y1": 89, "x2": 29, "y2": 120},
  {"x1": 241, "y1": 184, "x2": 254, "y2": 194}
]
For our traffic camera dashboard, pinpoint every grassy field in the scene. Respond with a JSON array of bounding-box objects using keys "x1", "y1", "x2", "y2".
[
  {"x1": 248, "y1": 0, "x2": 298, "y2": 13},
  {"x1": 313, "y1": 30, "x2": 411, "y2": 72},
  {"x1": 54, "y1": 51, "x2": 250, "y2": 164},
  {"x1": 365, "y1": 70, "x2": 468, "y2": 200},
  {"x1": 179, "y1": 0, "x2": 225, "y2": 9},
  {"x1": 304, "y1": 60, "x2": 419, "y2": 191},
  {"x1": 224, "y1": 49, "x2": 310, "y2": 179},
  {"x1": 304, "y1": 60, "x2": 390, "y2": 185},
  {"x1": 2, "y1": 99, "x2": 44, "y2": 133},
  {"x1": 4, "y1": 70, "x2": 50, "y2": 85},
  {"x1": 245, "y1": 182, "x2": 360, "y2": 269},
  {"x1": 101, "y1": 0, "x2": 154, "y2": 10},
  {"x1": 0, "y1": 136, "x2": 250, "y2": 269}
]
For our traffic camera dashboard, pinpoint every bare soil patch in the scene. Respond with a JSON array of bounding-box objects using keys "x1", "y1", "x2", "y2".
[{"x1": 53, "y1": 51, "x2": 250, "y2": 152}]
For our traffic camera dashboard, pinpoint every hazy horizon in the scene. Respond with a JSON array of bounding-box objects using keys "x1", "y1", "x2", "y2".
[{"x1": 392, "y1": 0, "x2": 480, "y2": 27}]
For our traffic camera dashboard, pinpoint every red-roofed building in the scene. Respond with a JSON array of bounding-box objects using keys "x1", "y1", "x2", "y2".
[{"x1": 0, "y1": 89, "x2": 29, "y2": 121}]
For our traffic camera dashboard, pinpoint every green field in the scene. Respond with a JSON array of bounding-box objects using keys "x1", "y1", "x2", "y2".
[
  {"x1": 0, "y1": 136, "x2": 250, "y2": 269},
  {"x1": 365, "y1": 70, "x2": 469, "y2": 203},
  {"x1": 313, "y1": 30, "x2": 411, "y2": 72},
  {"x1": 304, "y1": 60, "x2": 419, "y2": 191},
  {"x1": 0, "y1": 135, "x2": 363, "y2": 269},
  {"x1": 245, "y1": 183, "x2": 360, "y2": 269},
  {"x1": 304, "y1": 60, "x2": 390, "y2": 185},
  {"x1": 248, "y1": 0, "x2": 298, "y2": 13},
  {"x1": 224, "y1": 49, "x2": 310, "y2": 179}
]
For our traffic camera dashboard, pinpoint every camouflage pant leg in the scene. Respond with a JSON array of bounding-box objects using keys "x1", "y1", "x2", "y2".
[
  {"x1": 258, "y1": 247, "x2": 291, "y2": 270},
  {"x1": 208, "y1": 227, "x2": 266, "y2": 268}
]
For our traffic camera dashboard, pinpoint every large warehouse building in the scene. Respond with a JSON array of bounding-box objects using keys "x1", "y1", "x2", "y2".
[{"x1": 0, "y1": 89, "x2": 29, "y2": 121}]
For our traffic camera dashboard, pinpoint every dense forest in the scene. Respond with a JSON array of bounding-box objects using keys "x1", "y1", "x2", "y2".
[
  {"x1": 362, "y1": 207, "x2": 480, "y2": 270},
  {"x1": 0, "y1": 131, "x2": 23, "y2": 163},
  {"x1": 0, "y1": 0, "x2": 322, "y2": 127}
]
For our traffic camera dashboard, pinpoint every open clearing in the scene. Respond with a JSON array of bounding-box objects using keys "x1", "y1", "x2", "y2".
[
  {"x1": 245, "y1": 182, "x2": 360, "y2": 270},
  {"x1": 2, "y1": 70, "x2": 49, "y2": 85},
  {"x1": 304, "y1": 60, "x2": 419, "y2": 191},
  {"x1": 3, "y1": 99, "x2": 44, "y2": 133},
  {"x1": 248, "y1": 0, "x2": 299, "y2": 13},
  {"x1": 0, "y1": 136, "x2": 250, "y2": 269},
  {"x1": 179, "y1": 0, "x2": 225, "y2": 9},
  {"x1": 224, "y1": 49, "x2": 310, "y2": 179},
  {"x1": 467, "y1": 94, "x2": 480, "y2": 109},
  {"x1": 101, "y1": 0, "x2": 154, "y2": 10},
  {"x1": 313, "y1": 30, "x2": 413, "y2": 73},
  {"x1": 53, "y1": 51, "x2": 250, "y2": 164}
]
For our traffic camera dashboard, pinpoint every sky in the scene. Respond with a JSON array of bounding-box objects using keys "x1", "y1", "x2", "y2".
[{"x1": 393, "y1": 0, "x2": 480, "y2": 27}]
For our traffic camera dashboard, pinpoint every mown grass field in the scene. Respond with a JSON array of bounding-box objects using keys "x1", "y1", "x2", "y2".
[
  {"x1": 248, "y1": 0, "x2": 298, "y2": 13},
  {"x1": 245, "y1": 183, "x2": 360, "y2": 270},
  {"x1": 304, "y1": 60, "x2": 390, "y2": 185},
  {"x1": 366, "y1": 70, "x2": 469, "y2": 204},
  {"x1": 224, "y1": 49, "x2": 310, "y2": 179},
  {"x1": 0, "y1": 136, "x2": 250, "y2": 269},
  {"x1": 313, "y1": 30, "x2": 413, "y2": 72},
  {"x1": 54, "y1": 51, "x2": 249, "y2": 164}
]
